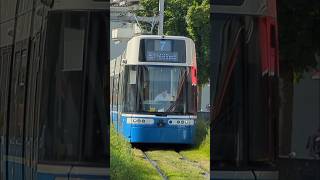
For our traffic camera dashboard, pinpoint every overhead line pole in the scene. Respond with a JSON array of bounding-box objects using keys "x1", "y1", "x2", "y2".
[{"x1": 158, "y1": 0, "x2": 164, "y2": 35}]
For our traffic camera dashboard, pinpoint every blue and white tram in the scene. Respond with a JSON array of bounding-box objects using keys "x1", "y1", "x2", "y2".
[{"x1": 110, "y1": 35, "x2": 198, "y2": 144}]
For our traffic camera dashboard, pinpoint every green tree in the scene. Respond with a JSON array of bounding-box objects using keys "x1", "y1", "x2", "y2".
[
  {"x1": 138, "y1": 0, "x2": 210, "y2": 85},
  {"x1": 278, "y1": 0, "x2": 320, "y2": 80},
  {"x1": 163, "y1": 0, "x2": 193, "y2": 36},
  {"x1": 136, "y1": 0, "x2": 159, "y2": 33},
  {"x1": 186, "y1": 0, "x2": 210, "y2": 84},
  {"x1": 138, "y1": 0, "x2": 193, "y2": 35}
]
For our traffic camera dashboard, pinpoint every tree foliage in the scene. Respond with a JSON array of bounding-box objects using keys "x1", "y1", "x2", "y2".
[
  {"x1": 186, "y1": 0, "x2": 210, "y2": 84},
  {"x1": 138, "y1": 0, "x2": 210, "y2": 84},
  {"x1": 278, "y1": 0, "x2": 320, "y2": 80}
]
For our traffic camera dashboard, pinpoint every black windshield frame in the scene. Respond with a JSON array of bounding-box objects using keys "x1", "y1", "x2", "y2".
[{"x1": 123, "y1": 65, "x2": 196, "y2": 115}]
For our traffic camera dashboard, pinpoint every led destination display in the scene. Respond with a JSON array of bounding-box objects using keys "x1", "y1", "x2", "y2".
[{"x1": 140, "y1": 39, "x2": 186, "y2": 63}]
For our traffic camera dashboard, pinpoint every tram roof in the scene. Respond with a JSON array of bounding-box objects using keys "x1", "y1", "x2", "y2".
[
  {"x1": 130, "y1": 35, "x2": 192, "y2": 41},
  {"x1": 110, "y1": 35, "x2": 196, "y2": 72}
]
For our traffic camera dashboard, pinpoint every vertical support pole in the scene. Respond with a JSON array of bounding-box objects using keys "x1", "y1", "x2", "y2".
[{"x1": 158, "y1": 0, "x2": 164, "y2": 35}]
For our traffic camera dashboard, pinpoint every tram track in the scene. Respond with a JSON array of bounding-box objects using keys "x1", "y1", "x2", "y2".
[
  {"x1": 176, "y1": 151, "x2": 210, "y2": 179},
  {"x1": 137, "y1": 146, "x2": 209, "y2": 180},
  {"x1": 141, "y1": 150, "x2": 168, "y2": 180}
]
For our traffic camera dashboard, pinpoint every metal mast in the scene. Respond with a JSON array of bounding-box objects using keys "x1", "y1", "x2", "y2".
[{"x1": 158, "y1": 0, "x2": 164, "y2": 35}]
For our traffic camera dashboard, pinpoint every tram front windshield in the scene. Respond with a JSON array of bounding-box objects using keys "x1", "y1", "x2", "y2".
[{"x1": 124, "y1": 65, "x2": 195, "y2": 115}]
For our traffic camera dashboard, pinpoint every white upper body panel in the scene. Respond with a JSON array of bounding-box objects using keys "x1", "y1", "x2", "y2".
[{"x1": 110, "y1": 35, "x2": 196, "y2": 76}]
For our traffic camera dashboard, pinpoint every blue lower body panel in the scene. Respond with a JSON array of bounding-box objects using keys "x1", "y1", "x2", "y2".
[
  {"x1": 130, "y1": 126, "x2": 194, "y2": 144},
  {"x1": 111, "y1": 113, "x2": 197, "y2": 144}
]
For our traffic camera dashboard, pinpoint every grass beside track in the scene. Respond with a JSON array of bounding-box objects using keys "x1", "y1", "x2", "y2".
[
  {"x1": 180, "y1": 132, "x2": 210, "y2": 172},
  {"x1": 110, "y1": 118, "x2": 210, "y2": 179},
  {"x1": 180, "y1": 118, "x2": 210, "y2": 172},
  {"x1": 110, "y1": 125, "x2": 161, "y2": 180}
]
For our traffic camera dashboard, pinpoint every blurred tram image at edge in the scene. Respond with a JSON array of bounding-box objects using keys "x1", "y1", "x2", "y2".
[
  {"x1": 210, "y1": 0, "x2": 280, "y2": 179},
  {"x1": 0, "y1": 0, "x2": 109, "y2": 179},
  {"x1": 110, "y1": 35, "x2": 198, "y2": 144}
]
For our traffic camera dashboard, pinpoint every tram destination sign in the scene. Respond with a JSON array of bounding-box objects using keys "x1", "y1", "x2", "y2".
[
  {"x1": 146, "y1": 51, "x2": 178, "y2": 62},
  {"x1": 140, "y1": 39, "x2": 186, "y2": 63}
]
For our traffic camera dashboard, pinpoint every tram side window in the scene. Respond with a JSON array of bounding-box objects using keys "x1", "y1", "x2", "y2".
[
  {"x1": 110, "y1": 76, "x2": 113, "y2": 108},
  {"x1": 114, "y1": 77, "x2": 119, "y2": 108},
  {"x1": 0, "y1": 51, "x2": 3, "y2": 108},
  {"x1": 0, "y1": 51, "x2": 4, "y2": 129},
  {"x1": 124, "y1": 66, "x2": 137, "y2": 112},
  {"x1": 81, "y1": 13, "x2": 108, "y2": 163},
  {"x1": 8, "y1": 50, "x2": 22, "y2": 148},
  {"x1": 0, "y1": 50, "x2": 10, "y2": 133},
  {"x1": 118, "y1": 73, "x2": 124, "y2": 112},
  {"x1": 187, "y1": 71, "x2": 197, "y2": 114},
  {"x1": 115, "y1": 76, "x2": 119, "y2": 107},
  {"x1": 39, "y1": 12, "x2": 87, "y2": 162},
  {"x1": 40, "y1": 11, "x2": 108, "y2": 164},
  {"x1": 15, "y1": 49, "x2": 28, "y2": 145}
]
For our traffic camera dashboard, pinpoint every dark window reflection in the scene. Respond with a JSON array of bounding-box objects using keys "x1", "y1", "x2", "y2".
[
  {"x1": 123, "y1": 66, "x2": 137, "y2": 112},
  {"x1": 39, "y1": 11, "x2": 108, "y2": 165},
  {"x1": 211, "y1": 15, "x2": 277, "y2": 167}
]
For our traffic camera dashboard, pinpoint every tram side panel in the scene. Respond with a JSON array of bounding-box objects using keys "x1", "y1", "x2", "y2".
[
  {"x1": 0, "y1": 1, "x2": 16, "y2": 179},
  {"x1": 0, "y1": 1, "x2": 48, "y2": 178},
  {"x1": 110, "y1": 58, "x2": 133, "y2": 140},
  {"x1": 1, "y1": 0, "x2": 110, "y2": 179},
  {"x1": 0, "y1": 0, "x2": 35, "y2": 179},
  {"x1": 117, "y1": 65, "x2": 131, "y2": 139}
]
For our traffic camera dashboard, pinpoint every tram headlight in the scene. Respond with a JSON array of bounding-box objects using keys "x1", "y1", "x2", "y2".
[
  {"x1": 169, "y1": 119, "x2": 194, "y2": 126},
  {"x1": 127, "y1": 118, "x2": 154, "y2": 125}
]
